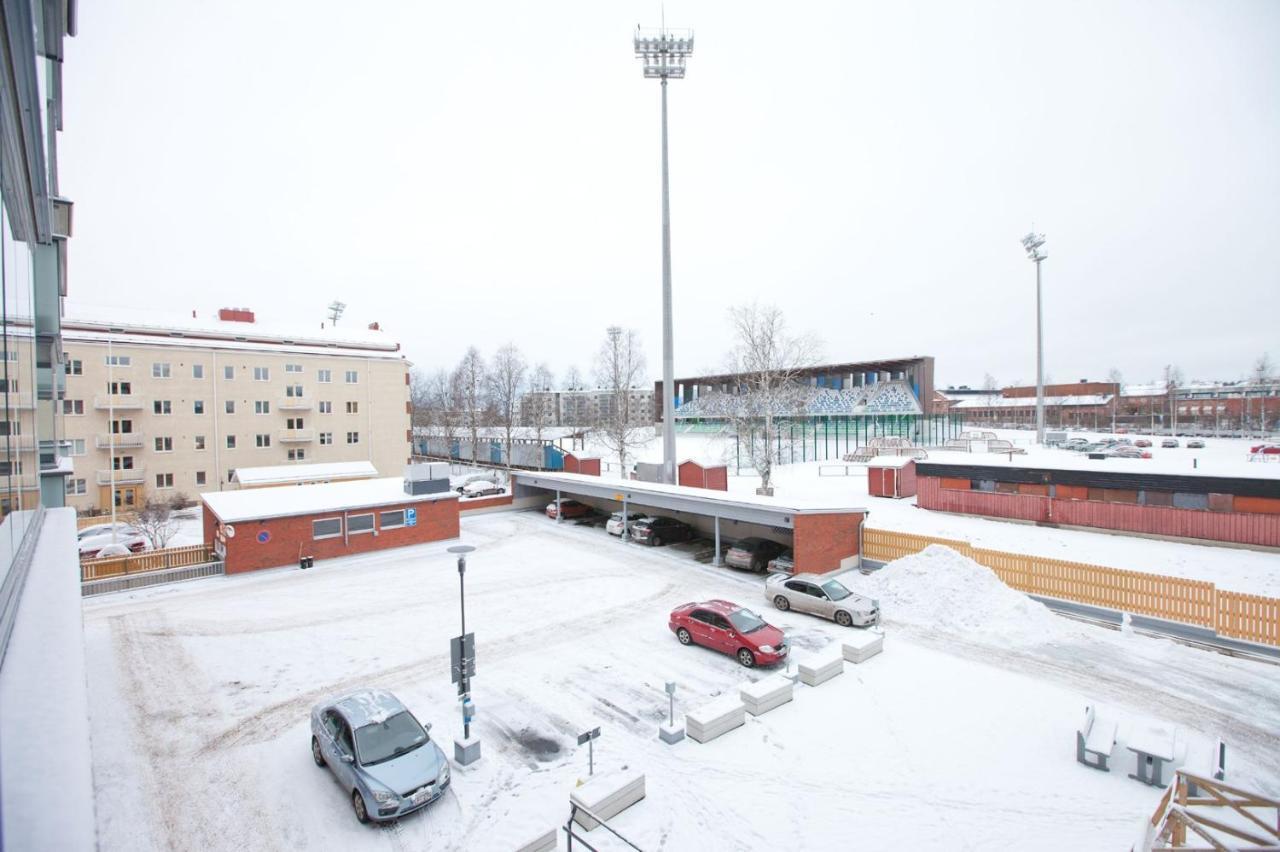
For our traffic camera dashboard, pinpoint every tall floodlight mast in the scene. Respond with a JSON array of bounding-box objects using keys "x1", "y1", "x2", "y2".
[
  {"x1": 634, "y1": 23, "x2": 693, "y2": 484},
  {"x1": 1020, "y1": 231, "x2": 1048, "y2": 445},
  {"x1": 326, "y1": 300, "x2": 346, "y2": 326}
]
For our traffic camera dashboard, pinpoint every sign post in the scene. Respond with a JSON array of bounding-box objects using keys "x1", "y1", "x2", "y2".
[
  {"x1": 577, "y1": 727, "x2": 601, "y2": 776},
  {"x1": 659, "y1": 681, "x2": 685, "y2": 744},
  {"x1": 448, "y1": 545, "x2": 480, "y2": 765}
]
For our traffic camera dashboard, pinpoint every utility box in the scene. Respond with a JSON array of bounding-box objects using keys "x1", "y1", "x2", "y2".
[{"x1": 868, "y1": 457, "x2": 917, "y2": 499}]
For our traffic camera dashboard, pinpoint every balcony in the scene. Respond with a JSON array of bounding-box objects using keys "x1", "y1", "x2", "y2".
[
  {"x1": 96, "y1": 467, "x2": 146, "y2": 486},
  {"x1": 95, "y1": 432, "x2": 145, "y2": 450},
  {"x1": 0, "y1": 434, "x2": 36, "y2": 450},
  {"x1": 279, "y1": 429, "x2": 314, "y2": 443},
  {"x1": 278, "y1": 396, "x2": 312, "y2": 410},
  {"x1": 5, "y1": 392, "x2": 35, "y2": 409},
  {"x1": 93, "y1": 395, "x2": 145, "y2": 411}
]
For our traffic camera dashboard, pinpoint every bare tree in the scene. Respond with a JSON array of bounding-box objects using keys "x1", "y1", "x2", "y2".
[
  {"x1": 409, "y1": 367, "x2": 433, "y2": 430},
  {"x1": 456, "y1": 348, "x2": 488, "y2": 464},
  {"x1": 1253, "y1": 353, "x2": 1274, "y2": 436},
  {"x1": 723, "y1": 304, "x2": 821, "y2": 495},
  {"x1": 564, "y1": 365, "x2": 584, "y2": 391},
  {"x1": 528, "y1": 362, "x2": 556, "y2": 443},
  {"x1": 982, "y1": 373, "x2": 998, "y2": 392},
  {"x1": 129, "y1": 499, "x2": 179, "y2": 550},
  {"x1": 591, "y1": 326, "x2": 648, "y2": 470},
  {"x1": 1106, "y1": 368, "x2": 1123, "y2": 431},
  {"x1": 487, "y1": 344, "x2": 527, "y2": 468},
  {"x1": 1162, "y1": 364, "x2": 1184, "y2": 434},
  {"x1": 414, "y1": 367, "x2": 462, "y2": 458},
  {"x1": 1106, "y1": 367, "x2": 1123, "y2": 386}
]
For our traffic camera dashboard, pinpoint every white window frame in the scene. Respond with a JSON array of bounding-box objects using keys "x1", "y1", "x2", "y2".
[
  {"x1": 226, "y1": 435, "x2": 237, "y2": 449},
  {"x1": 253, "y1": 366, "x2": 270, "y2": 381},
  {"x1": 193, "y1": 400, "x2": 205, "y2": 415},
  {"x1": 152, "y1": 362, "x2": 172, "y2": 379},
  {"x1": 317, "y1": 369, "x2": 332, "y2": 383},
  {"x1": 155, "y1": 473, "x2": 174, "y2": 489},
  {"x1": 195, "y1": 471, "x2": 207, "y2": 486},
  {"x1": 285, "y1": 363, "x2": 303, "y2": 373},
  {"x1": 105, "y1": 355, "x2": 131, "y2": 367},
  {"x1": 319, "y1": 432, "x2": 333, "y2": 445},
  {"x1": 347, "y1": 513, "x2": 375, "y2": 535},
  {"x1": 255, "y1": 434, "x2": 271, "y2": 448},
  {"x1": 71, "y1": 438, "x2": 86, "y2": 456},
  {"x1": 154, "y1": 437, "x2": 174, "y2": 453},
  {"x1": 344, "y1": 370, "x2": 359, "y2": 384},
  {"x1": 313, "y1": 517, "x2": 342, "y2": 540},
  {"x1": 194, "y1": 435, "x2": 206, "y2": 451},
  {"x1": 379, "y1": 509, "x2": 406, "y2": 529},
  {"x1": 346, "y1": 431, "x2": 359, "y2": 444},
  {"x1": 153, "y1": 400, "x2": 172, "y2": 415},
  {"x1": 255, "y1": 400, "x2": 270, "y2": 415},
  {"x1": 192, "y1": 364, "x2": 205, "y2": 379},
  {"x1": 319, "y1": 401, "x2": 332, "y2": 414},
  {"x1": 346, "y1": 401, "x2": 358, "y2": 414}
]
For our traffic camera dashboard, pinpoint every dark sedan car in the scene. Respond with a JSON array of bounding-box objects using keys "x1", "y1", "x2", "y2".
[
  {"x1": 724, "y1": 537, "x2": 787, "y2": 572},
  {"x1": 630, "y1": 516, "x2": 696, "y2": 547}
]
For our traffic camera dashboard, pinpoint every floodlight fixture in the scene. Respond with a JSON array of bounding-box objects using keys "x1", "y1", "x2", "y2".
[
  {"x1": 326, "y1": 300, "x2": 346, "y2": 325},
  {"x1": 634, "y1": 27, "x2": 694, "y2": 79},
  {"x1": 1021, "y1": 232, "x2": 1047, "y2": 262},
  {"x1": 1020, "y1": 231, "x2": 1048, "y2": 445}
]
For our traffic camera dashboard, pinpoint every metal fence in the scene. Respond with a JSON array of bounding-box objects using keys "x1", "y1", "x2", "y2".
[
  {"x1": 81, "y1": 560, "x2": 225, "y2": 597},
  {"x1": 862, "y1": 528, "x2": 1280, "y2": 647},
  {"x1": 80, "y1": 544, "x2": 218, "y2": 581}
]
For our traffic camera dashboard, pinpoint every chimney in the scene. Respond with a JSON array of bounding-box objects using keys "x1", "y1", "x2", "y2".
[
  {"x1": 218, "y1": 307, "x2": 255, "y2": 323},
  {"x1": 368, "y1": 321, "x2": 380, "y2": 331}
]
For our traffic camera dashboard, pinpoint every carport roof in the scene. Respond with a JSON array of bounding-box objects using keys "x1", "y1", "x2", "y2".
[{"x1": 513, "y1": 471, "x2": 865, "y2": 529}]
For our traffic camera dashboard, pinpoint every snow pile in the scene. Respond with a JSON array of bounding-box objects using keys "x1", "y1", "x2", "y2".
[{"x1": 861, "y1": 545, "x2": 1064, "y2": 641}]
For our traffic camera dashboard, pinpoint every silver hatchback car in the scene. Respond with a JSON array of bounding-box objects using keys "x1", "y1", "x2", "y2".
[
  {"x1": 765, "y1": 572, "x2": 879, "y2": 627},
  {"x1": 310, "y1": 689, "x2": 451, "y2": 823}
]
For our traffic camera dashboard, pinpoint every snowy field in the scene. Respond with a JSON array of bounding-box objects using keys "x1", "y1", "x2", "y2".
[{"x1": 83, "y1": 511, "x2": 1280, "y2": 851}]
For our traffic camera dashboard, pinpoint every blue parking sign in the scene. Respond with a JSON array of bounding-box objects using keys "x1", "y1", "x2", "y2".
[{"x1": 405, "y1": 508, "x2": 417, "y2": 527}]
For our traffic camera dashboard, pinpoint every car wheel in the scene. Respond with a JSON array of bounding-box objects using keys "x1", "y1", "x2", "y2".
[
  {"x1": 352, "y1": 790, "x2": 370, "y2": 824},
  {"x1": 737, "y1": 648, "x2": 756, "y2": 668},
  {"x1": 651, "y1": 536, "x2": 663, "y2": 547},
  {"x1": 311, "y1": 736, "x2": 325, "y2": 767},
  {"x1": 834, "y1": 610, "x2": 853, "y2": 627},
  {"x1": 676, "y1": 627, "x2": 692, "y2": 645},
  {"x1": 773, "y1": 595, "x2": 790, "y2": 611}
]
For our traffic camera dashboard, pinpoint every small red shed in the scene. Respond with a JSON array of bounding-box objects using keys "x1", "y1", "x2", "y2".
[
  {"x1": 868, "y1": 457, "x2": 917, "y2": 499},
  {"x1": 677, "y1": 459, "x2": 729, "y2": 491},
  {"x1": 563, "y1": 453, "x2": 601, "y2": 476}
]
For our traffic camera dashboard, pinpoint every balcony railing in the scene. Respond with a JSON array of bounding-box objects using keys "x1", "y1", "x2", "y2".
[
  {"x1": 96, "y1": 467, "x2": 146, "y2": 486},
  {"x1": 0, "y1": 434, "x2": 36, "y2": 450},
  {"x1": 93, "y1": 395, "x2": 145, "y2": 410},
  {"x1": 279, "y1": 429, "x2": 314, "y2": 442},
  {"x1": 278, "y1": 396, "x2": 312, "y2": 410},
  {"x1": 95, "y1": 432, "x2": 145, "y2": 449}
]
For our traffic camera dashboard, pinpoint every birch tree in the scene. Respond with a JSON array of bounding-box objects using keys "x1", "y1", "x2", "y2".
[
  {"x1": 592, "y1": 326, "x2": 648, "y2": 470},
  {"x1": 528, "y1": 362, "x2": 556, "y2": 444},
  {"x1": 456, "y1": 347, "x2": 487, "y2": 464},
  {"x1": 488, "y1": 344, "x2": 527, "y2": 467},
  {"x1": 724, "y1": 304, "x2": 820, "y2": 495}
]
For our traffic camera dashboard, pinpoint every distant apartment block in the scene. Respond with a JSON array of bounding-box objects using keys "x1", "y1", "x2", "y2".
[
  {"x1": 59, "y1": 306, "x2": 412, "y2": 514},
  {"x1": 520, "y1": 388, "x2": 655, "y2": 428}
]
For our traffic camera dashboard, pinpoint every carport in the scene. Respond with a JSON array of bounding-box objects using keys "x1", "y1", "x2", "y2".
[{"x1": 511, "y1": 471, "x2": 868, "y2": 574}]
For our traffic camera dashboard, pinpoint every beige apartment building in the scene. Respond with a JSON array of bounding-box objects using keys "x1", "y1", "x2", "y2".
[{"x1": 59, "y1": 306, "x2": 412, "y2": 515}]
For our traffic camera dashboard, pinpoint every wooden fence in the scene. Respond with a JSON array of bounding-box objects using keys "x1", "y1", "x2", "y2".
[
  {"x1": 862, "y1": 528, "x2": 1279, "y2": 647},
  {"x1": 80, "y1": 544, "x2": 218, "y2": 582}
]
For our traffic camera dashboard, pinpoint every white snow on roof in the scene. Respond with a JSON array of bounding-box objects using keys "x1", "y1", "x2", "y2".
[
  {"x1": 950, "y1": 394, "x2": 1112, "y2": 409},
  {"x1": 202, "y1": 477, "x2": 457, "y2": 522},
  {"x1": 918, "y1": 449, "x2": 1280, "y2": 481},
  {"x1": 232, "y1": 461, "x2": 379, "y2": 487},
  {"x1": 867, "y1": 456, "x2": 916, "y2": 468}
]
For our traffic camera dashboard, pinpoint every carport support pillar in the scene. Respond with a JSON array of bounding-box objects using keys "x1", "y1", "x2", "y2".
[
  {"x1": 622, "y1": 497, "x2": 629, "y2": 541},
  {"x1": 556, "y1": 490, "x2": 562, "y2": 523},
  {"x1": 713, "y1": 516, "x2": 721, "y2": 566}
]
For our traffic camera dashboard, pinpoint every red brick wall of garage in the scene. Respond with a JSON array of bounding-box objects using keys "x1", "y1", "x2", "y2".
[
  {"x1": 792, "y1": 512, "x2": 864, "y2": 574},
  {"x1": 210, "y1": 497, "x2": 460, "y2": 574},
  {"x1": 458, "y1": 494, "x2": 513, "y2": 512},
  {"x1": 917, "y1": 476, "x2": 1280, "y2": 547}
]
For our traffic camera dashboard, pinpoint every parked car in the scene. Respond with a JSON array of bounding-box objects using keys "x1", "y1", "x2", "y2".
[
  {"x1": 1134, "y1": 439, "x2": 1152, "y2": 448},
  {"x1": 1061, "y1": 438, "x2": 1091, "y2": 451},
  {"x1": 545, "y1": 499, "x2": 592, "y2": 520},
  {"x1": 668, "y1": 600, "x2": 787, "y2": 668},
  {"x1": 724, "y1": 537, "x2": 788, "y2": 572},
  {"x1": 77, "y1": 522, "x2": 141, "y2": 541},
  {"x1": 1162, "y1": 438, "x2": 1179, "y2": 448},
  {"x1": 1187, "y1": 439, "x2": 1206, "y2": 449},
  {"x1": 630, "y1": 516, "x2": 696, "y2": 547},
  {"x1": 1250, "y1": 443, "x2": 1280, "y2": 455},
  {"x1": 605, "y1": 511, "x2": 649, "y2": 537},
  {"x1": 310, "y1": 689, "x2": 450, "y2": 824},
  {"x1": 1108, "y1": 445, "x2": 1151, "y2": 459},
  {"x1": 461, "y1": 480, "x2": 503, "y2": 498},
  {"x1": 454, "y1": 474, "x2": 498, "y2": 494},
  {"x1": 765, "y1": 573, "x2": 879, "y2": 627},
  {"x1": 79, "y1": 531, "x2": 151, "y2": 559},
  {"x1": 766, "y1": 549, "x2": 795, "y2": 575}
]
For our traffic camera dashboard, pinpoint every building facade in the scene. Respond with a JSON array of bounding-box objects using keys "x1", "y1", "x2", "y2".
[
  {"x1": 59, "y1": 306, "x2": 413, "y2": 514},
  {"x1": 519, "y1": 388, "x2": 655, "y2": 428}
]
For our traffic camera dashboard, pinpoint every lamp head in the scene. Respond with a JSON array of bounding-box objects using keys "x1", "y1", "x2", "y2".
[{"x1": 1021, "y1": 232, "x2": 1047, "y2": 261}]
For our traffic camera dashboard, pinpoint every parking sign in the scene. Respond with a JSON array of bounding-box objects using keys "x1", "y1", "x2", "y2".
[{"x1": 405, "y1": 508, "x2": 417, "y2": 526}]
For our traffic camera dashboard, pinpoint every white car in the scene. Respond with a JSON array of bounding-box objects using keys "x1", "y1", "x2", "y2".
[
  {"x1": 605, "y1": 512, "x2": 650, "y2": 537},
  {"x1": 765, "y1": 572, "x2": 879, "y2": 627},
  {"x1": 79, "y1": 531, "x2": 152, "y2": 559},
  {"x1": 78, "y1": 522, "x2": 140, "y2": 541},
  {"x1": 461, "y1": 480, "x2": 503, "y2": 498}
]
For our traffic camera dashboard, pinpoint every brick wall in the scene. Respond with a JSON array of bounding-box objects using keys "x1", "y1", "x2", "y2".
[
  {"x1": 791, "y1": 512, "x2": 863, "y2": 574},
  {"x1": 209, "y1": 496, "x2": 459, "y2": 573}
]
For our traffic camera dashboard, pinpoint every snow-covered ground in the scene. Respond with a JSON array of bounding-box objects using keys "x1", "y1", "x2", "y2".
[{"x1": 82, "y1": 511, "x2": 1280, "y2": 851}]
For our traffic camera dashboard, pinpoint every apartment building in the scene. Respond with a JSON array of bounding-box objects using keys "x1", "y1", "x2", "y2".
[
  {"x1": 519, "y1": 388, "x2": 655, "y2": 428},
  {"x1": 60, "y1": 306, "x2": 412, "y2": 514}
]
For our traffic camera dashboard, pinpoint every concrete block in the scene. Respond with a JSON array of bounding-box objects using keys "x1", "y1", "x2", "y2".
[
  {"x1": 570, "y1": 770, "x2": 646, "y2": 830},
  {"x1": 686, "y1": 695, "x2": 746, "y2": 743},
  {"x1": 798, "y1": 648, "x2": 844, "y2": 686},
  {"x1": 514, "y1": 827, "x2": 557, "y2": 852},
  {"x1": 841, "y1": 630, "x2": 884, "y2": 664},
  {"x1": 659, "y1": 722, "x2": 686, "y2": 744},
  {"x1": 739, "y1": 674, "x2": 794, "y2": 716},
  {"x1": 454, "y1": 735, "x2": 481, "y2": 766}
]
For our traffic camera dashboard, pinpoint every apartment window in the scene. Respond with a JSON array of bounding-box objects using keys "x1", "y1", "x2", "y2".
[
  {"x1": 63, "y1": 400, "x2": 85, "y2": 415},
  {"x1": 344, "y1": 370, "x2": 359, "y2": 384},
  {"x1": 153, "y1": 400, "x2": 172, "y2": 415},
  {"x1": 0, "y1": 350, "x2": 16, "y2": 362},
  {"x1": 154, "y1": 437, "x2": 174, "y2": 453},
  {"x1": 195, "y1": 471, "x2": 207, "y2": 486},
  {"x1": 318, "y1": 401, "x2": 332, "y2": 414},
  {"x1": 346, "y1": 401, "x2": 358, "y2": 414},
  {"x1": 380, "y1": 509, "x2": 405, "y2": 529},
  {"x1": 110, "y1": 419, "x2": 134, "y2": 434},
  {"x1": 255, "y1": 400, "x2": 270, "y2": 415},
  {"x1": 255, "y1": 434, "x2": 271, "y2": 448},
  {"x1": 347, "y1": 513, "x2": 374, "y2": 534},
  {"x1": 152, "y1": 362, "x2": 171, "y2": 378},
  {"x1": 193, "y1": 400, "x2": 205, "y2": 415},
  {"x1": 224, "y1": 365, "x2": 235, "y2": 380},
  {"x1": 194, "y1": 435, "x2": 206, "y2": 451},
  {"x1": 226, "y1": 435, "x2": 237, "y2": 449},
  {"x1": 286, "y1": 417, "x2": 305, "y2": 430},
  {"x1": 317, "y1": 369, "x2": 332, "y2": 383},
  {"x1": 286, "y1": 384, "x2": 304, "y2": 398},
  {"x1": 113, "y1": 456, "x2": 135, "y2": 470},
  {"x1": 0, "y1": 421, "x2": 17, "y2": 436},
  {"x1": 253, "y1": 366, "x2": 270, "y2": 381},
  {"x1": 227, "y1": 469, "x2": 235, "y2": 483},
  {"x1": 313, "y1": 517, "x2": 342, "y2": 539},
  {"x1": 105, "y1": 355, "x2": 131, "y2": 366},
  {"x1": 285, "y1": 363, "x2": 303, "y2": 373},
  {"x1": 107, "y1": 381, "x2": 131, "y2": 395},
  {"x1": 192, "y1": 364, "x2": 205, "y2": 379},
  {"x1": 68, "y1": 478, "x2": 87, "y2": 495},
  {"x1": 346, "y1": 431, "x2": 359, "y2": 444},
  {"x1": 71, "y1": 438, "x2": 86, "y2": 456},
  {"x1": 155, "y1": 473, "x2": 174, "y2": 489},
  {"x1": 68, "y1": 359, "x2": 82, "y2": 375},
  {"x1": 225, "y1": 400, "x2": 236, "y2": 414},
  {"x1": 287, "y1": 448, "x2": 306, "y2": 461},
  {"x1": 0, "y1": 461, "x2": 22, "y2": 476},
  {"x1": 319, "y1": 432, "x2": 333, "y2": 445}
]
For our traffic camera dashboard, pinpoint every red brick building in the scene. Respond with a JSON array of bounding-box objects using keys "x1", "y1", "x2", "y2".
[{"x1": 202, "y1": 478, "x2": 460, "y2": 573}]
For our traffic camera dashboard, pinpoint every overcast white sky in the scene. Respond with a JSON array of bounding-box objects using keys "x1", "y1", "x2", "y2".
[{"x1": 62, "y1": 1, "x2": 1279, "y2": 388}]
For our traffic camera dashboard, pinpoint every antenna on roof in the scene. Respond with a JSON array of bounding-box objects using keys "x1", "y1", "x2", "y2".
[{"x1": 326, "y1": 300, "x2": 346, "y2": 326}]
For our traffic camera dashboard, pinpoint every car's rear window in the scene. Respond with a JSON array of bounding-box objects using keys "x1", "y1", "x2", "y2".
[{"x1": 355, "y1": 710, "x2": 428, "y2": 766}]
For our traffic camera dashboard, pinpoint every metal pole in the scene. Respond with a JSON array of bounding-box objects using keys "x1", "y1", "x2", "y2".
[
  {"x1": 109, "y1": 336, "x2": 117, "y2": 542},
  {"x1": 458, "y1": 553, "x2": 469, "y2": 740},
  {"x1": 588, "y1": 739, "x2": 594, "y2": 776},
  {"x1": 660, "y1": 77, "x2": 677, "y2": 484},
  {"x1": 1034, "y1": 258, "x2": 1045, "y2": 445}
]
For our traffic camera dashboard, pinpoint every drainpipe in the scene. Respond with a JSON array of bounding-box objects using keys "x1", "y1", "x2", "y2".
[{"x1": 857, "y1": 512, "x2": 868, "y2": 569}]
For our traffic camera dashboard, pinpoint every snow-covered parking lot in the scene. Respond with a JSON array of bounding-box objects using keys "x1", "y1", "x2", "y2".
[{"x1": 83, "y1": 511, "x2": 1280, "y2": 851}]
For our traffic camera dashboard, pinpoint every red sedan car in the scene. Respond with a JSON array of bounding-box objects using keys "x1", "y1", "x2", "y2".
[
  {"x1": 668, "y1": 600, "x2": 787, "y2": 668},
  {"x1": 545, "y1": 499, "x2": 592, "y2": 520}
]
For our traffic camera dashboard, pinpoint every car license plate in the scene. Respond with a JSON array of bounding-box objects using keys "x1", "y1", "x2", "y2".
[
  {"x1": 411, "y1": 786, "x2": 431, "y2": 805},
  {"x1": 779, "y1": 646, "x2": 788, "y2": 656}
]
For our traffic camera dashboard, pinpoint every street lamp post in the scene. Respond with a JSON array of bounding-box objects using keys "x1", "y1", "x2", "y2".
[
  {"x1": 1021, "y1": 232, "x2": 1048, "y2": 445},
  {"x1": 635, "y1": 24, "x2": 693, "y2": 484},
  {"x1": 448, "y1": 544, "x2": 480, "y2": 765}
]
